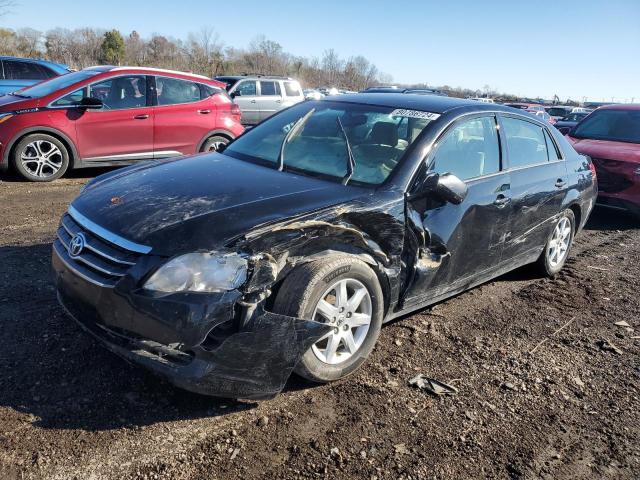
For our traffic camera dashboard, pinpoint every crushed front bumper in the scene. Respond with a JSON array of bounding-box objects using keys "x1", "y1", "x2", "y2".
[{"x1": 52, "y1": 246, "x2": 331, "y2": 400}]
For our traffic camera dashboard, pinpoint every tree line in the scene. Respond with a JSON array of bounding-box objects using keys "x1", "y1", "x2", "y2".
[{"x1": 0, "y1": 26, "x2": 392, "y2": 91}]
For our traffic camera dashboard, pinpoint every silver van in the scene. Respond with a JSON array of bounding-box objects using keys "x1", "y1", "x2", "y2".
[{"x1": 215, "y1": 75, "x2": 304, "y2": 125}]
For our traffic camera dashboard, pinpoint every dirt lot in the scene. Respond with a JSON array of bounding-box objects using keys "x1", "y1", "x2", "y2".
[{"x1": 1, "y1": 170, "x2": 639, "y2": 480}]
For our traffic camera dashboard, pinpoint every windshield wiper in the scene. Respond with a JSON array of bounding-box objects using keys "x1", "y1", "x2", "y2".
[
  {"x1": 11, "y1": 93, "x2": 31, "y2": 98},
  {"x1": 277, "y1": 107, "x2": 315, "y2": 171},
  {"x1": 336, "y1": 116, "x2": 355, "y2": 185}
]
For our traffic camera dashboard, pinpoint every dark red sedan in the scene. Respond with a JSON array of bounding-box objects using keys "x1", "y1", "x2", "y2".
[
  {"x1": 0, "y1": 66, "x2": 244, "y2": 181},
  {"x1": 567, "y1": 104, "x2": 640, "y2": 217}
]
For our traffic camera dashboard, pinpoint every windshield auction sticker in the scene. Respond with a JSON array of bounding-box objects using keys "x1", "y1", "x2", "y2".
[{"x1": 390, "y1": 109, "x2": 441, "y2": 120}]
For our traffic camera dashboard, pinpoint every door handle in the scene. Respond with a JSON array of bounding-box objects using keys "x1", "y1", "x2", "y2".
[
  {"x1": 493, "y1": 194, "x2": 511, "y2": 207},
  {"x1": 133, "y1": 114, "x2": 149, "y2": 120},
  {"x1": 250, "y1": 100, "x2": 257, "y2": 103},
  {"x1": 555, "y1": 179, "x2": 567, "y2": 188},
  {"x1": 275, "y1": 100, "x2": 282, "y2": 103},
  {"x1": 197, "y1": 109, "x2": 211, "y2": 114}
]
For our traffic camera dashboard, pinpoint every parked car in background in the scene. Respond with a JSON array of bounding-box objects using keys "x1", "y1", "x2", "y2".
[
  {"x1": 215, "y1": 75, "x2": 304, "y2": 125},
  {"x1": 567, "y1": 104, "x2": 640, "y2": 217},
  {"x1": 554, "y1": 111, "x2": 590, "y2": 134},
  {"x1": 545, "y1": 105, "x2": 573, "y2": 121},
  {"x1": 469, "y1": 97, "x2": 495, "y2": 103},
  {"x1": 505, "y1": 103, "x2": 545, "y2": 113},
  {"x1": 0, "y1": 66, "x2": 243, "y2": 181},
  {"x1": 534, "y1": 110, "x2": 554, "y2": 124},
  {"x1": 52, "y1": 94, "x2": 596, "y2": 399},
  {"x1": 0, "y1": 56, "x2": 71, "y2": 95},
  {"x1": 303, "y1": 89, "x2": 324, "y2": 100},
  {"x1": 362, "y1": 87, "x2": 448, "y2": 96}
]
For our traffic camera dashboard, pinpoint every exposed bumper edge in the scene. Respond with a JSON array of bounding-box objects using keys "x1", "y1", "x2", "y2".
[{"x1": 57, "y1": 291, "x2": 331, "y2": 400}]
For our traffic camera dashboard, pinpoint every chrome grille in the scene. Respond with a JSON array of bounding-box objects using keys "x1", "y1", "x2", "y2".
[{"x1": 53, "y1": 207, "x2": 150, "y2": 287}]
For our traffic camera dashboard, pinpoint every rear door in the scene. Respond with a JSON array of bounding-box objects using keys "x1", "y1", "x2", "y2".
[
  {"x1": 403, "y1": 114, "x2": 512, "y2": 308},
  {"x1": 498, "y1": 114, "x2": 568, "y2": 262},
  {"x1": 57, "y1": 74, "x2": 154, "y2": 161},
  {"x1": 151, "y1": 76, "x2": 216, "y2": 156},
  {"x1": 231, "y1": 80, "x2": 260, "y2": 125},
  {"x1": 257, "y1": 80, "x2": 283, "y2": 121}
]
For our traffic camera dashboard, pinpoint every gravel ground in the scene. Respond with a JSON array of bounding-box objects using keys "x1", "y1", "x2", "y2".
[{"x1": 1, "y1": 170, "x2": 639, "y2": 480}]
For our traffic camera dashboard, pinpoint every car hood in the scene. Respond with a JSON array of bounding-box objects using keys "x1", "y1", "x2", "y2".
[
  {"x1": 71, "y1": 154, "x2": 369, "y2": 256},
  {"x1": 0, "y1": 94, "x2": 39, "y2": 109},
  {"x1": 567, "y1": 137, "x2": 640, "y2": 163}
]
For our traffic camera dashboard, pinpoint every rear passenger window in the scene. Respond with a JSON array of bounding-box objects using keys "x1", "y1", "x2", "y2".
[
  {"x1": 260, "y1": 81, "x2": 280, "y2": 96},
  {"x1": 544, "y1": 129, "x2": 561, "y2": 160},
  {"x1": 501, "y1": 117, "x2": 548, "y2": 168},
  {"x1": 4, "y1": 60, "x2": 52, "y2": 80},
  {"x1": 156, "y1": 77, "x2": 200, "y2": 105},
  {"x1": 430, "y1": 116, "x2": 501, "y2": 181},
  {"x1": 284, "y1": 81, "x2": 302, "y2": 97}
]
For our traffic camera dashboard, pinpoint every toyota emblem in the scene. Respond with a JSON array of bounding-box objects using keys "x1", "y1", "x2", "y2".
[{"x1": 69, "y1": 233, "x2": 86, "y2": 257}]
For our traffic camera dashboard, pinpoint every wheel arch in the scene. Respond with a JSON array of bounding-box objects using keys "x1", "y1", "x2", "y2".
[
  {"x1": 268, "y1": 245, "x2": 393, "y2": 320},
  {"x1": 5, "y1": 126, "x2": 79, "y2": 170}
]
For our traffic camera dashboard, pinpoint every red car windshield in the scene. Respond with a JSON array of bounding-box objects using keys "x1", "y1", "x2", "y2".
[{"x1": 572, "y1": 109, "x2": 640, "y2": 144}]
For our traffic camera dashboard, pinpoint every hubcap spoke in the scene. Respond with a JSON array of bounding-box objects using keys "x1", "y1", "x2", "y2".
[
  {"x1": 312, "y1": 276, "x2": 373, "y2": 365},
  {"x1": 20, "y1": 140, "x2": 62, "y2": 178}
]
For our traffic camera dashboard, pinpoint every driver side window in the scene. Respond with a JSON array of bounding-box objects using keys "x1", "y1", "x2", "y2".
[{"x1": 429, "y1": 116, "x2": 500, "y2": 181}]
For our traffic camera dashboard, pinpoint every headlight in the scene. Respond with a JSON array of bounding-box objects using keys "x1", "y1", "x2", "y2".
[{"x1": 144, "y1": 252, "x2": 247, "y2": 293}]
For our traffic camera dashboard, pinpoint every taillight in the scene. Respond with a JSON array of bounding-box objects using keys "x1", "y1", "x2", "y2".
[{"x1": 588, "y1": 158, "x2": 597, "y2": 179}]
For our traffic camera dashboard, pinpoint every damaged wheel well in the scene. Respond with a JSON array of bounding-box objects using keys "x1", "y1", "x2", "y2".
[{"x1": 268, "y1": 250, "x2": 393, "y2": 319}]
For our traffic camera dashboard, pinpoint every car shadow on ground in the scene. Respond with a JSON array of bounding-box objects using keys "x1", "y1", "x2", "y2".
[
  {"x1": 583, "y1": 205, "x2": 638, "y2": 231},
  {"x1": 0, "y1": 166, "x2": 117, "y2": 183}
]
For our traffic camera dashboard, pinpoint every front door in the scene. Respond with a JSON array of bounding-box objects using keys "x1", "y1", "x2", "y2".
[
  {"x1": 73, "y1": 75, "x2": 153, "y2": 161},
  {"x1": 498, "y1": 115, "x2": 568, "y2": 262},
  {"x1": 232, "y1": 80, "x2": 260, "y2": 125},
  {"x1": 403, "y1": 115, "x2": 511, "y2": 308}
]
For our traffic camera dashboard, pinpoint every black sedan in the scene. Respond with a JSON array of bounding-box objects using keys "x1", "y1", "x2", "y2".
[
  {"x1": 554, "y1": 111, "x2": 590, "y2": 134},
  {"x1": 52, "y1": 94, "x2": 597, "y2": 399}
]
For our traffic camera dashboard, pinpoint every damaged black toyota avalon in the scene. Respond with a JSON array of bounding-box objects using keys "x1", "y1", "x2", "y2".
[{"x1": 52, "y1": 94, "x2": 597, "y2": 400}]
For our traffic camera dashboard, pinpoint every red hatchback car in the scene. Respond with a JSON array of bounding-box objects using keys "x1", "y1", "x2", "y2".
[
  {"x1": 0, "y1": 66, "x2": 244, "y2": 181},
  {"x1": 567, "y1": 104, "x2": 640, "y2": 217}
]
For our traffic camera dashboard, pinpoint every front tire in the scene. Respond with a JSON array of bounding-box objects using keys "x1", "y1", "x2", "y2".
[
  {"x1": 200, "y1": 135, "x2": 230, "y2": 153},
  {"x1": 537, "y1": 209, "x2": 575, "y2": 277},
  {"x1": 12, "y1": 133, "x2": 70, "y2": 182},
  {"x1": 272, "y1": 256, "x2": 384, "y2": 383}
]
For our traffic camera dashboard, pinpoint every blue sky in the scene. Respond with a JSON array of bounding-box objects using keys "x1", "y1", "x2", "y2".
[{"x1": 3, "y1": 0, "x2": 639, "y2": 101}]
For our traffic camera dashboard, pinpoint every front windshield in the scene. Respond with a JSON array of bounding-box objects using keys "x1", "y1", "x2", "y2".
[
  {"x1": 224, "y1": 101, "x2": 437, "y2": 186},
  {"x1": 17, "y1": 70, "x2": 99, "y2": 98},
  {"x1": 572, "y1": 109, "x2": 640, "y2": 144}
]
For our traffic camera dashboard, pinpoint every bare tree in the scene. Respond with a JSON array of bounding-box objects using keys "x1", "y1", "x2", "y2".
[{"x1": 0, "y1": 0, "x2": 16, "y2": 17}]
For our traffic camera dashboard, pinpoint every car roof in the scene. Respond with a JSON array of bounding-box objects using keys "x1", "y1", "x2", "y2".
[
  {"x1": 324, "y1": 93, "x2": 518, "y2": 114},
  {"x1": 85, "y1": 65, "x2": 212, "y2": 80},
  {"x1": 0, "y1": 56, "x2": 69, "y2": 70},
  {"x1": 598, "y1": 103, "x2": 640, "y2": 111}
]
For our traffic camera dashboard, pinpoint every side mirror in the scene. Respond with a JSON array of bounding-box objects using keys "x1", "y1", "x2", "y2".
[
  {"x1": 79, "y1": 97, "x2": 103, "y2": 109},
  {"x1": 413, "y1": 172, "x2": 468, "y2": 205},
  {"x1": 230, "y1": 91, "x2": 241, "y2": 98}
]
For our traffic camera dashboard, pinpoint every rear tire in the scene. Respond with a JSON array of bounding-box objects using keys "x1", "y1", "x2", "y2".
[
  {"x1": 200, "y1": 135, "x2": 230, "y2": 153},
  {"x1": 12, "y1": 133, "x2": 70, "y2": 182},
  {"x1": 272, "y1": 256, "x2": 384, "y2": 383},
  {"x1": 536, "y1": 209, "x2": 575, "y2": 277}
]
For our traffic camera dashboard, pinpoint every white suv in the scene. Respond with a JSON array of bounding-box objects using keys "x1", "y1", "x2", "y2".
[{"x1": 215, "y1": 75, "x2": 304, "y2": 125}]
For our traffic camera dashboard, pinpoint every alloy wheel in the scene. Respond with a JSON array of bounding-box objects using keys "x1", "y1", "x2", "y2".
[
  {"x1": 207, "y1": 140, "x2": 227, "y2": 152},
  {"x1": 547, "y1": 217, "x2": 572, "y2": 267},
  {"x1": 20, "y1": 140, "x2": 63, "y2": 178},
  {"x1": 311, "y1": 278, "x2": 372, "y2": 365}
]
